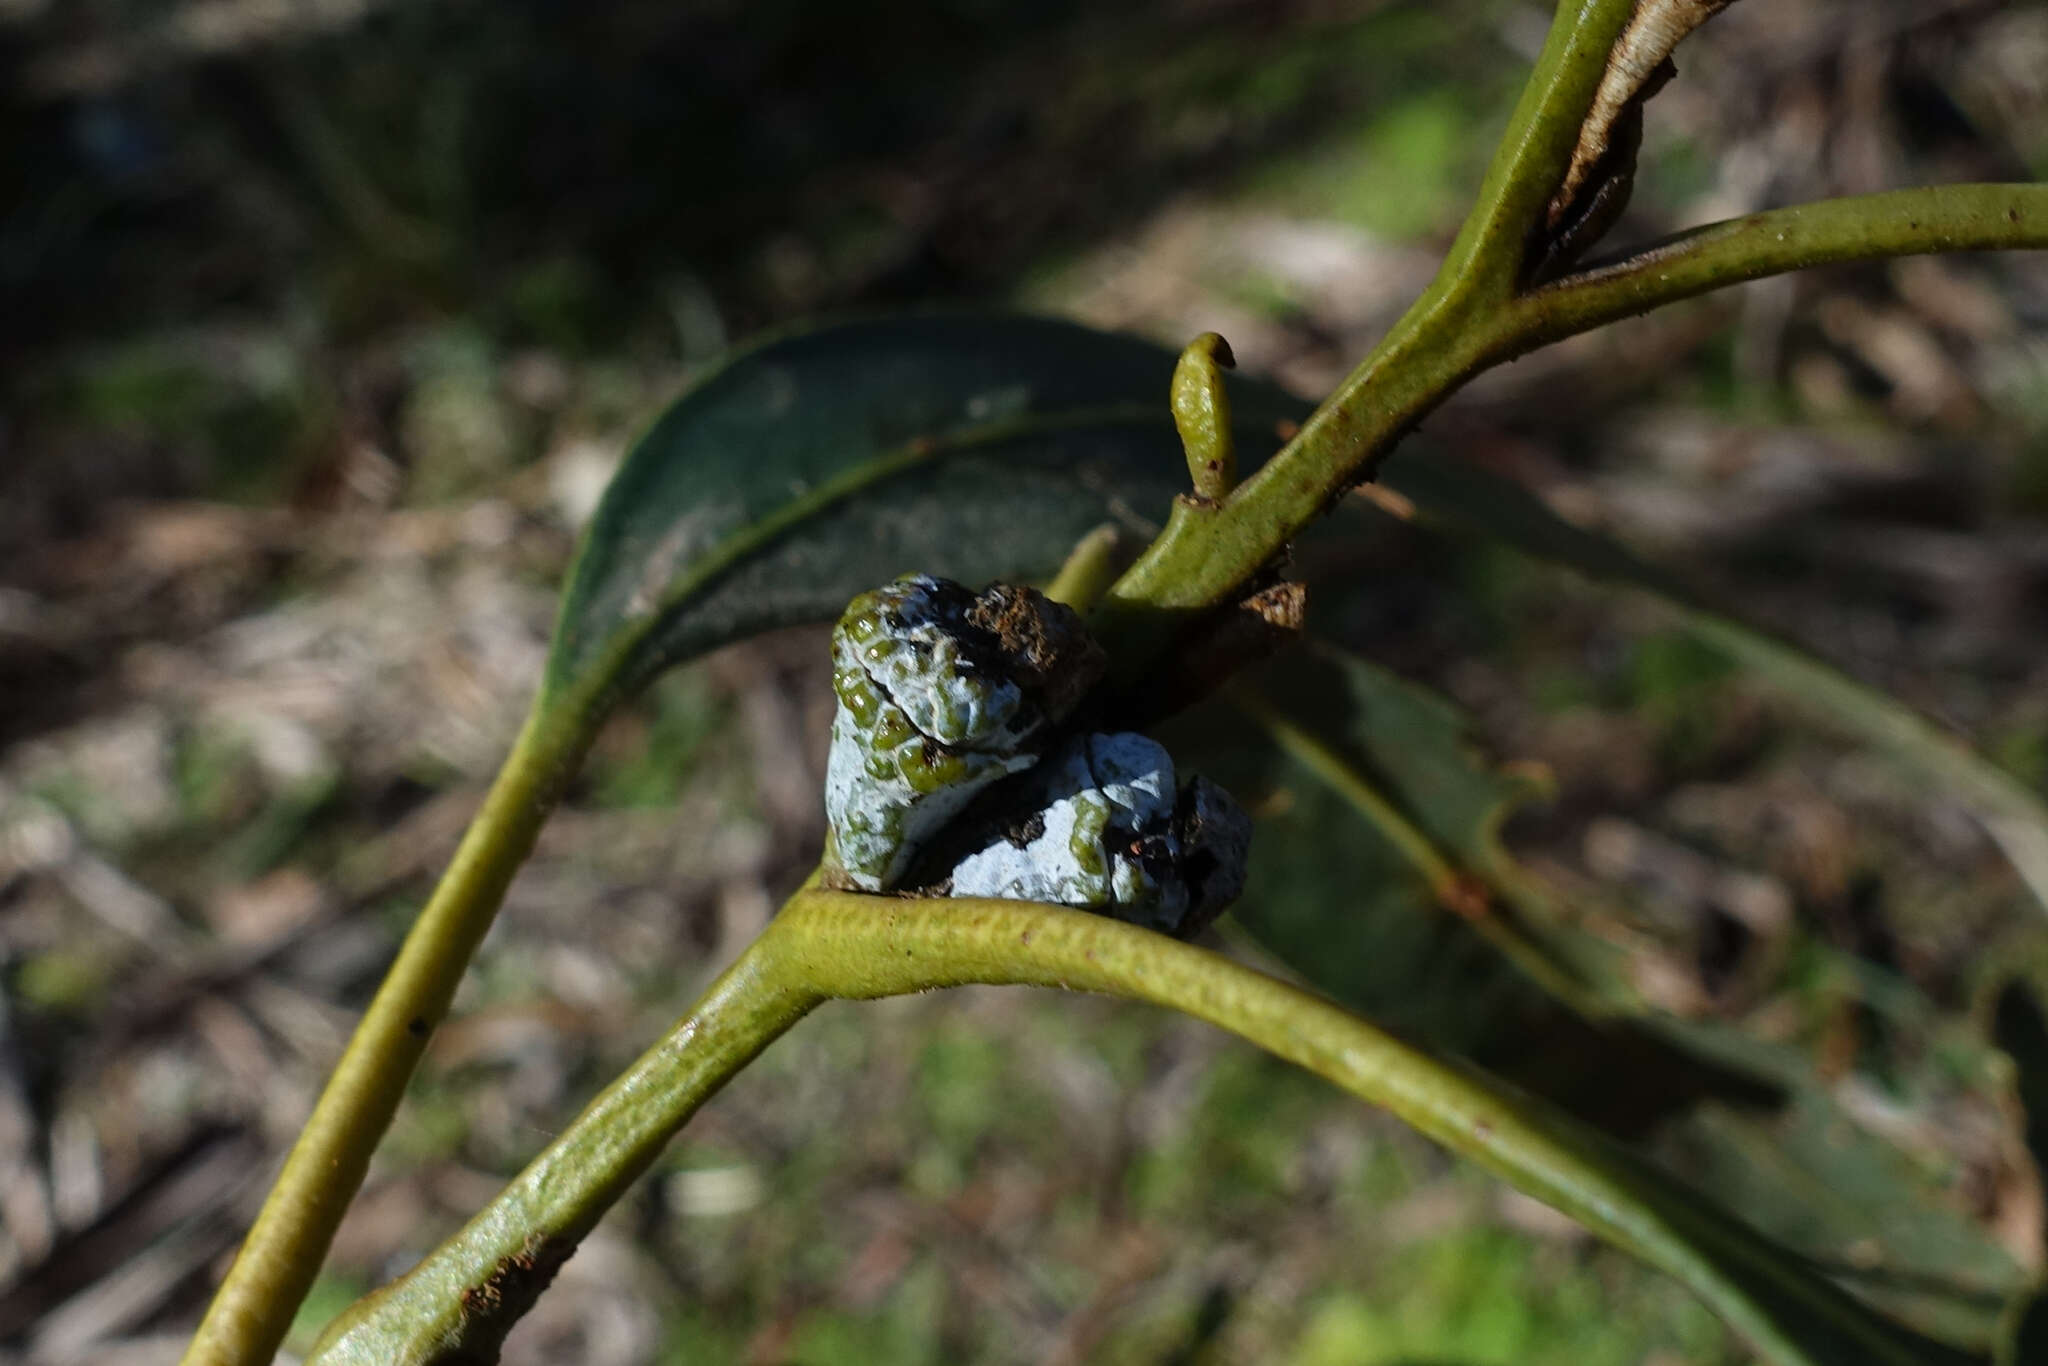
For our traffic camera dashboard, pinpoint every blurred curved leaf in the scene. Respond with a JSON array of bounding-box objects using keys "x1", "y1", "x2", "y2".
[
  {"x1": 542, "y1": 313, "x2": 1299, "y2": 718},
  {"x1": 1167, "y1": 649, "x2": 1780, "y2": 1132},
  {"x1": 1652, "y1": 1015, "x2": 2027, "y2": 1350},
  {"x1": 1227, "y1": 651, "x2": 1621, "y2": 1019},
  {"x1": 1379, "y1": 449, "x2": 2048, "y2": 916},
  {"x1": 1169, "y1": 655, "x2": 2005, "y2": 1366}
]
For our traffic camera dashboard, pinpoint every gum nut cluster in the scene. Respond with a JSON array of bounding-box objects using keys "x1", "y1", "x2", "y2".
[
  {"x1": 823, "y1": 574, "x2": 1254, "y2": 932},
  {"x1": 948, "y1": 732, "x2": 1251, "y2": 937},
  {"x1": 825, "y1": 574, "x2": 1104, "y2": 892}
]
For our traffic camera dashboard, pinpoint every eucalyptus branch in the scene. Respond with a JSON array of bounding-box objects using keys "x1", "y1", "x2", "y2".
[
  {"x1": 1432, "y1": 0, "x2": 1637, "y2": 301},
  {"x1": 1096, "y1": 28, "x2": 2047, "y2": 663},
  {"x1": 1511, "y1": 183, "x2": 2048, "y2": 348},
  {"x1": 1094, "y1": 179, "x2": 2048, "y2": 647},
  {"x1": 1092, "y1": 0, "x2": 1640, "y2": 649},
  {"x1": 309, "y1": 890, "x2": 1947, "y2": 1366},
  {"x1": 308, "y1": 931, "x2": 820, "y2": 1366}
]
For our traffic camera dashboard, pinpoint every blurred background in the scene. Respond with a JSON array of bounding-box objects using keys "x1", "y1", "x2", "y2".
[{"x1": 5, "y1": 1, "x2": 2048, "y2": 1362}]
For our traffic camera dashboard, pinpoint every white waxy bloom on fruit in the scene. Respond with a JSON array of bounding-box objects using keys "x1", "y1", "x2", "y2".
[
  {"x1": 822, "y1": 574, "x2": 1252, "y2": 933},
  {"x1": 824, "y1": 574, "x2": 1101, "y2": 892},
  {"x1": 947, "y1": 732, "x2": 1252, "y2": 938}
]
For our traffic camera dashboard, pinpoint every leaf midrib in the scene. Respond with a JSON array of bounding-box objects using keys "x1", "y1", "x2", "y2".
[{"x1": 543, "y1": 401, "x2": 1176, "y2": 714}]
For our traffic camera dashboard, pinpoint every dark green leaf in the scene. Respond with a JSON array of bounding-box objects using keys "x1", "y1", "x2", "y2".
[
  {"x1": 542, "y1": 313, "x2": 1295, "y2": 719},
  {"x1": 1653, "y1": 1018, "x2": 2025, "y2": 1349},
  {"x1": 1169, "y1": 649, "x2": 1775, "y2": 1127},
  {"x1": 1224, "y1": 649, "x2": 1626, "y2": 1026},
  {"x1": 1270, "y1": 645, "x2": 1545, "y2": 876},
  {"x1": 1172, "y1": 648, "x2": 2013, "y2": 1365}
]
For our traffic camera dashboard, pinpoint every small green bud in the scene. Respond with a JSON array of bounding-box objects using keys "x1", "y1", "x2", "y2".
[{"x1": 1171, "y1": 332, "x2": 1237, "y2": 502}]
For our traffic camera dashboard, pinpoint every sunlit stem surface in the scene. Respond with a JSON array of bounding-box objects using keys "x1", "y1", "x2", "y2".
[{"x1": 310, "y1": 890, "x2": 1942, "y2": 1366}]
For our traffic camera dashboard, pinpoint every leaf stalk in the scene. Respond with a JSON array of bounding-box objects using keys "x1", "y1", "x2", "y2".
[{"x1": 309, "y1": 889, "x2": 1965, "y2": 1366}]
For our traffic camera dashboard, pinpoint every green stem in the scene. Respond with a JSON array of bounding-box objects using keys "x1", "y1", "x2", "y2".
[
  {"x1": 178, "y1": 703, "x2": 595, "y2": 1366},
  {"x1": 1513, "y1": 183, "x2": 2048, "y2": 347},
  {"x1": 309, "y1": 939, "x2": 820, "y2": 1366},
  {"x1": 1431, "y1": 0, "x2": 1638, "y2": 303},
  {"x1": 1093, "y1": 0, "x2": 1636, "y2": 641},
  {"x1": 1101, "y1": 187, "x2": 2047, "y2": 651},
  {"x1": 309, "y1": 891, "x2": 1952, "y2": 1366}
]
